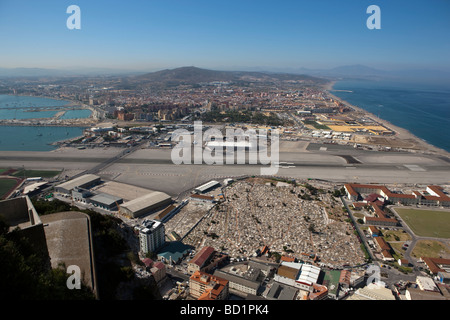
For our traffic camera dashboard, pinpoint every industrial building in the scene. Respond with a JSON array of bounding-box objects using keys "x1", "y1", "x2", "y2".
[
  {"x1": 194, "y1": 180, "x2": 220, "y2": 194},
  {"x1": 274, "y1": 261, "x2": 322, "y2": 292},
  {"x1": 55, "y1": 174, "x2": 101, "y2": 195},
  {"x1": 89, "y1": 193, "x2": 123, "y2": 210},
  {"x1": 189, "y1": 194, "x2": 215, "y2": 203},
  {"x1": 155, "y1": 199, "x2": 188, "y2": 222},
  {"x1": 120, "y1": 191, "x2": 172, "y2": 218}
]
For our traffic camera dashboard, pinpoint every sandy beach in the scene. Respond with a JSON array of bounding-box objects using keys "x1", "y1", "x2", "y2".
[{"x1": 325, "y1": 81, "x2": 450, "y2": 158}]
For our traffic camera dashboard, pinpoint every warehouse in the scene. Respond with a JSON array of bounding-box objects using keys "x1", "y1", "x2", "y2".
[
  {"x1": 89, "y1": 193, "x2": 123, "y2": 210},
  {"x1": 55, "y1": 174, "x2": 101, "y2": 195},
  {"x1": 120, "y1": 191, "x2": 172, "y2": 218},
  {"x1": 194, "y1": 180, "x2": 220, "y2": 194}
]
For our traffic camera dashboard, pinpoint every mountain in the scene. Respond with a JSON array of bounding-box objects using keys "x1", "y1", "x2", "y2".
[
  {"x1": 134, "y1": 66, "x2": 327, "y2": 85},
  {"x1": 136, "y1": 66, "x2": 236, "y2": 83},
  {"x1": 284, "y1": 65, "x2": 450, "y2": 83},
  {"x1": 325, "y1": 64, "x2": 388, "y2": 77}
]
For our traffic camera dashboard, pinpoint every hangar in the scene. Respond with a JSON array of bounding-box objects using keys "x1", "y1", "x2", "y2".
[
  {"x1": 120, "y1": 191, "x2": 172, "y2": 218},
  {"x1": 90, "y1": 193, "x2": 123, "y2": 210},
  {"x1": 55, "y1": 174, "x2": 101, "y2": 195}
]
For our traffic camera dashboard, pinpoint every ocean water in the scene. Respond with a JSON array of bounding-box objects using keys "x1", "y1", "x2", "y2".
[
  {"x1": 0, "y1": 108, "x2": 59, "y2": 120},
  {"x1": 0, "y1": 95, "x2": 88, "y2": 151},
  {"x1": 331, "y1": 80, "x2": 450, "y2": 152},
  {"x1": 0, "y1": 95, "x2": 70, "y2": 109},
  {"x1": 60, "y1": 109, "x2": 92, "y2": 119},
  {"x1": 0, "y1": 126, "x2": 85, "y2": 151},
  {"x1": 0, "y1": 95, "x2": 92, "y2": 120}
]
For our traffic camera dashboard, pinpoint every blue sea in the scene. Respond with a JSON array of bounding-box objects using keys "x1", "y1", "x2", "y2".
[
  {"x1": 331, "y1": 80, "x2": 450, "y2": 153},
  {"x1": 0, "y1": 126, "x2": 86, "y2": 151},
  {"x1": 0, "y1": 95, "x2": 88, "y2": 151}
]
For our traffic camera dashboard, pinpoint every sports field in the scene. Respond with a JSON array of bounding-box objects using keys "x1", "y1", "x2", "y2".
[
  {"x1": 12, "y1": 169, "x2": 61, "y2": 178},
  {"x1": 394, "y1": 208, "x2": 450, "y2": 238},
  {"x1": 0, "y1": 178, "x2": 20, "y2": 199}
]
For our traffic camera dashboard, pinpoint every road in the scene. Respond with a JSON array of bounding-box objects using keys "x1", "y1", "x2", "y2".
[
  {"x1": 389, "y1": 206, "x2": 450, "y2": 268},
  {"x1": 341, "y1": 197, "x2": 376, "y2": 262}
]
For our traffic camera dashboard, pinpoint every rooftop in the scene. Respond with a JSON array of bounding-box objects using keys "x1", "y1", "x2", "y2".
[
  {"x1": 120, "y1": 191, "x2": 171, "y2": 213},
  {"x1": 90, "y1": 193, "x2": 122, "y2": 206},
  {"x1": 190, "y1": 246, "x2": 215, "y2": 268},
  {"x1": 56, "y1": 174, "x2": 100, "y2": 191},
  {"x1": 422, "y1": 257, "x2": 450, "y2": 274}
]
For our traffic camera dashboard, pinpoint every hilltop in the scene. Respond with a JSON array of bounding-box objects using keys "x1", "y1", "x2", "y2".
[{"x1": 133, "y1": 66, "x2": 328, "y2": 85}]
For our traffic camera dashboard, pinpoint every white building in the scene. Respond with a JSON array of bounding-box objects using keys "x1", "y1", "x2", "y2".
[
  {"x1": 346, "y1": 283, "x2": 395, "y2": 300},
  {"x1": 274, "y1": 262, "x2": 321, "y2": 292},
  {"x1": 416, "y1": 276, "x2": 439, "y2": 292},
  {"x1": 139, "y1": 220, "x2": 165, "y2": 254}
]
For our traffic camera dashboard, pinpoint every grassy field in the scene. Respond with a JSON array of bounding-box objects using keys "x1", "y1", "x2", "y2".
[
  {"x1": 383, "y1": 230, "x2": 412, "y2": 242},
  {"x1": 0, "y1": 178, "x2": 20, "y2": 199},
  {"x1": 395, "y1": 208, "x2": 450, "y2": 238},
  {"x1": 411, "y1": 240, "x2": 450, "y2": 259},
  {"x1": 11, "y1": 169, "x2": 61, "y2": 179}
]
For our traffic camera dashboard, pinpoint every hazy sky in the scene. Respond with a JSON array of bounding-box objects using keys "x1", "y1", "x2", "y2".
[{"x1": 0, "y1": 0, "x2": 449, "y2": 71}]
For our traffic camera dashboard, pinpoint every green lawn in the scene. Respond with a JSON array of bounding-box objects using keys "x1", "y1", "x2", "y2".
[
  {"x1": 12, "y1": 169, "x2": 61, "y2": 179},
  {"x1": 395, "y1": 208, "x2": 450, "y2": 238},
  {"x1": 0, "y1": 178, "x2": 19, "y2": 199}
]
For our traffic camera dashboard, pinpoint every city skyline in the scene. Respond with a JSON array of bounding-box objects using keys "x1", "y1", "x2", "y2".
[{"x1": 0, "y1": 0, "x2": 449, "y2": 72}]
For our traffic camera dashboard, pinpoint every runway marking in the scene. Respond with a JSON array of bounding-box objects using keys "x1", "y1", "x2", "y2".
[
  {"x1": 403, "y1": 164, "x2": 426, "y2": 172},
  {"x1": 137, "y1": 172, "x2": 184, "y2": 177}
]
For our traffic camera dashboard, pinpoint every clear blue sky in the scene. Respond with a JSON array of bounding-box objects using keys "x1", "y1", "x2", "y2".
[{"x1": 0, "y1": 0, "x2": 449, "y2": 71}]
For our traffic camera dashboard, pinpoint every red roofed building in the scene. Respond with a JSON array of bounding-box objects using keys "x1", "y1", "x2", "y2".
[
  {"x1": 345, "y1": 183, "x2": 450, "y2": 207},
  {"x1": 281, "y1": 255, "x2": 296, "y2": 263},
  {"x1": 187, "y1": 246, "x2": 227, "y2": 275},
  {"x1": 374, "y1": 236, "x2": 390, "y2": 252},
  {"x1": 188, "y1": 246, "x2": 215, "y2": 274},
  {"x1": 150, "y1": 261, "x2": 166, "y2": 283},
  {"x1": 422, "y1": 257, "x2": 450, "y2": 275},
  {"x1": 364, "y1": 216, "x2": 398, "y2": 227},
  {"x1": 142, "y1": 258, "x2": 153, "y2": 268},
  {"x1": 381, "y1": 249, "x2": 394, "y2": 261},
  {"x1": 308, "y1": 283, "x2": 328, "y2": 300},
  {"x1": 189, "y1": 271, "x2": 229, "y2": 300}
]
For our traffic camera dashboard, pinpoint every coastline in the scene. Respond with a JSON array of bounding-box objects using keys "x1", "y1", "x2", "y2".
[{"x1": 325, "y1": 80, "x2": 450, "y2": 158}]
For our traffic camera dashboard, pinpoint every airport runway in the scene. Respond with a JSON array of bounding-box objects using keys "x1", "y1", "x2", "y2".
[{"x1": 1, "y1": 143, "x2": 449, "y2": 196}]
